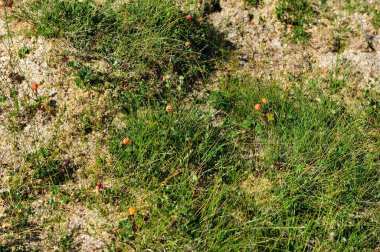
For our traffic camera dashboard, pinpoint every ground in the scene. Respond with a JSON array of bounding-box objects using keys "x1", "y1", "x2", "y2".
[{"x1": 0, "y1": 0, "x2": 379, "y2": 251}]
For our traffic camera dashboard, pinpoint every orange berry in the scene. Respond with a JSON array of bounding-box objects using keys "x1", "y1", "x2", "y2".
[
  {"x1": 163, "y1": 75, "x2": 167, "y2": 82},
  {"x1": 32, "y1": 83, "x2": 38, "y2": 92},
  {"x1": 261, "y1": 97, "x2": 268, "y2": 104},
  {"x1": 166, "y1": 105, "x2": 173, "y2": 113},
  {"x1": 254, "y1": 104, "x2": 262, "y2": 111},
  {"x1": 197, "y1": 17, "x2": 203, "y2": 23},
  {"x1": 323, "y1": 69, "x2": 329, "y2": 75},
  {"x1": 122, "y1": 137, "x2": 131, "y2": 146},
  {"x1": 128, "y1": 207, "x2": 138, "y2": 216},
  {"x1": 186, "y1": 15, "x2": 192, "y2": 21},
  {"x1": 185, "y1": 41, "x2": 191, "y2": 47}
]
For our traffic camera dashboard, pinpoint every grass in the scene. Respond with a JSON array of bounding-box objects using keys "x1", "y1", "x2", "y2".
[
  {"x1": 245, "y1": 0, "x2": 261, "y2": 7},
  {"x1": 1, "y1": 0, "x2": 380, "y2": 251},
  {"x1": 18, "y1": 46, "x2": 31, "y2": 59},
  {"x1": 17, "y1": 0, "x2": 227, "y2": 101},
  {"x1": 372, "y1": 10, "x2": 380, "y2": 29},
  {"x1": 107, "y1": 106, "x2": 243, "y2": 250},
  {"x1": 5, "y1": 78, "x2": 376, "y2": 250},
  {"x1": 103, "y1": 79, "x2": 378, "y2": 250},
  {"x1": 276, "y1": 0, "x2": 316, "y2": 42}
]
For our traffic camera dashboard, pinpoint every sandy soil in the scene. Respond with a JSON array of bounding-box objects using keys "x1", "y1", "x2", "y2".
[{"x1": 208, "y1": 0, "x2": 380, "y2": 91}]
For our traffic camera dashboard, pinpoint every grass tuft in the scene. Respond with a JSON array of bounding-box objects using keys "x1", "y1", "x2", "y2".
[
  {"x1": 276, "y1": 0, "x2": 316, "y2": 42},
  {"x1": 18, "y1": 0, "x2": 227, "y2": 98}
]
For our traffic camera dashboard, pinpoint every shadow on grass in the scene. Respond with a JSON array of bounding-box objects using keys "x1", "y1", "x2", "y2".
[{"x1": 18, "y1": 0, "x2": 234, "y2": 108}]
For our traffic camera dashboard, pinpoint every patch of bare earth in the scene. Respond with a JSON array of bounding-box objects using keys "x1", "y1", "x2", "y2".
[
  {"x1": 241, "y1": 174, "x2": 277, "y2": 212},
  {"x1": 207, "y1": 0, "x2": 380, "y2": 92},
  {"x1": 0, "y1": 11, "x2": 114, "y2": 251}
]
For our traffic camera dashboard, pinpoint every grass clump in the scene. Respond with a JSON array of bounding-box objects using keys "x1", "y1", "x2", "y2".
[
  {"x1": 276, "y1": 0, "x2": 316, "y2": 42},
  {"x1": 206, "y1": 78, "x2": 380, "y2": 250},
  {"x1": 99, "y1": 78, "x2": 379, "y2": 250},
  {"x1": 109, "y1": 106, "x2": 240, "y2": 183},
  {"x1": 18, "y1": 46, "x2": 31, "y2": 59},
  {"x1": 245, "y1": 0, "x2": 261, "y2": 7},
  {"x1": 107, "y1": 105, "x2": 245, "y2": 250},
  {"x1": 19, "y1": 0, "x2": 226, "y2": 97},
  {"x1": 373, "y1": 10, "x2": 380, "y2": 29}
]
